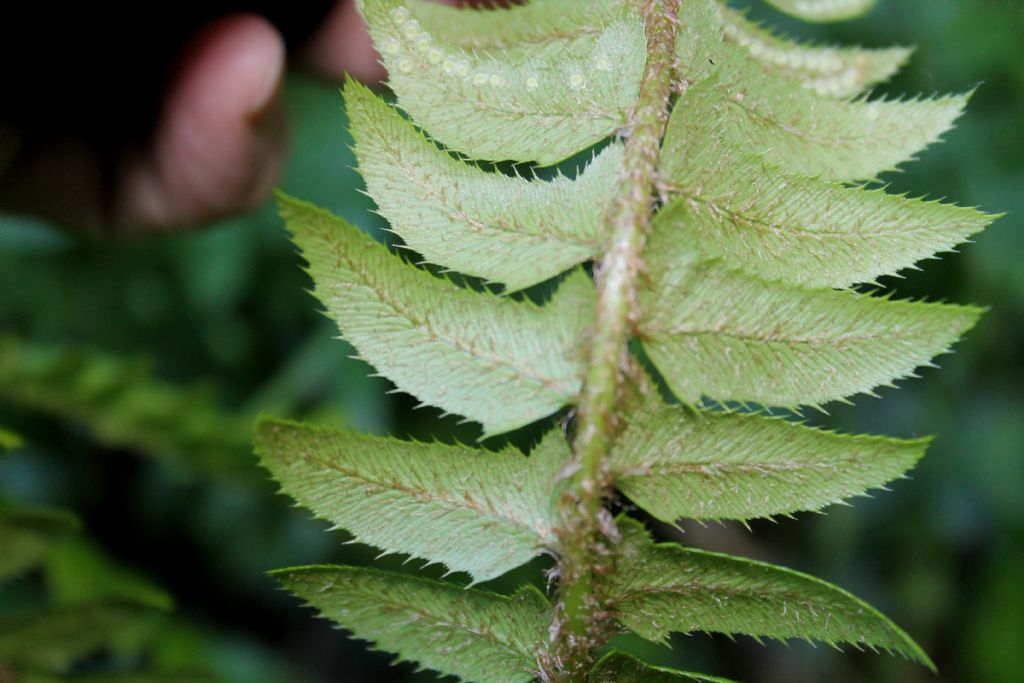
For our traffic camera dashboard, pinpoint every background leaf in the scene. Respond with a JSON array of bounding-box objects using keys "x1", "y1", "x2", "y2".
[{"x1": 0, "y1": 506, "x2": 79, "y2": 582}]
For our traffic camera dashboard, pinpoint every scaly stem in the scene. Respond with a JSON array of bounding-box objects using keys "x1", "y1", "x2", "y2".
[{"x1": 543, "y1": 1, "x2": 680, "y2": 680}]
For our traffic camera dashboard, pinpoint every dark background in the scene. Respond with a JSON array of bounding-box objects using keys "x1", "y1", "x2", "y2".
[{"x1": 1, "y1": 1, "x2": 1022, "y2": 681}]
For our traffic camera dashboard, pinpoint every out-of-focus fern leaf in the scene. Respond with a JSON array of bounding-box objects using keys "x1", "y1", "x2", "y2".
[
  {"x1": 255, "y1": 417, "x2": 567, "y2": 582},
  {"x1": 274, "y1": 565, "x2": 548, "y2": 683},
  {"x1": 280, "y1": 194, "x2": 593, "y2": 437},
  {"x1": 346, "y1": 79, "x2": 619, "y2": 290},
  {"x1": 358, "y1": 0, "x2": 646, "y2": 164},
  {"x1": 0, "y1": 603, "x2": 162, "y2": 672},
  {"x1": 45, "y1": 537, "x2": 173, "y2": 610},
  {"x1": 611, "y1": 398, "x2": 927, "y2": 521},
  {"x1": 681, "y1": 47, "x2": 968, "y2": 182},
  {"x1": 0, "y1": 506, "x2": 79, "y2": 582},
  {"x1": 0, "y1": 337, "x2": 251, "y2": 475},
  {"x1": 658, "y1": 110, "x2": 993, "y2": 287},
  {"x1": 20, "y1": 674, "x2": 214, "y2": 683},
  {"x1": 608, "y1": 519, "x2": 933, "y2": 668},
  {"x1": 591, "y1": 652, "x2": 739, "y2": 683},
  {"x1": 764, "y1": 0, "x2": 876, "y2": 23},
  {"x1": 721, "y1": 5, "x2": 910, "y2": 96},
  {"x1": 0, "y1": 427, "x2": 21, "y2": 454},
  {"x1": 638, "y1": 236, "x2": 982, "y2": 408},
  {"x1": 405, "y1": 0, "x2": 625, "y2": 59}
]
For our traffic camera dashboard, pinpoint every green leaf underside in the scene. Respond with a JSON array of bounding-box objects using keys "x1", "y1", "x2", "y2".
[
  {"x1": 608, "y1": 519, "x2": 933, "y2": 669},
  {"x1": 274, "y1": 565, "x2": 548, "y2": 683},
  {"x1": 359, "y1": 0, "x2": 646, "y2": 164},
  {"x1": 255, "y1": 418, "x2": 568, "y2": 583},
  {"x1": 591, "y1": 652, "x2": 739, "y2": 683},
  {"x1": 0, "y1": 603, "x2": 159, "y2": 672},
  {"x1": 280, "y1": 194, "x2": 594, "y2": 437},
  {"x1": 721, "y1": 5, "x2": 910, "y2": 97},
  {"x1": 659, "y1": 98, "x2": 992, "y2": 287},
  {"x1": 405, "y1": 0, "x2": 626, "y2": 59},
  {"x1": 346, "y1": 79, "x2": 619, "y2": 291},
  {"x1": 0, "y1": 337, "x2": 250, "y2": 473},
  {"x1": 611, "y1": 399, "x2": 927, "y2": 521},
  {"x1": 0, "y1": 508, "x2": 80, "y2": 582},
  {"x1": 681, "y1": 44, "x2": 968, "y2": 182},
  {"x1": 639, "y1": 227, "x2": 981, "y2": 408},
  {"x1": 764, "y1": 0, "x2": 876, "y2": 23}
]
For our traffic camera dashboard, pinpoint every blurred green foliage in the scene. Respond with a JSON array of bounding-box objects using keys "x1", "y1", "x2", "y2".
[{"x1": 0, "y1": 1, "x2": 1021, "y2": 681}]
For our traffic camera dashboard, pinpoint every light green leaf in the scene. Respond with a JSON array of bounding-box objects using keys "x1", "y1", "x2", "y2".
[
  {"x1": 346, "y1": 79, "x2": 619, "y2": 290},
  {"x1": 0, "y1": 507, "x2": 80, "y2": 582},
  {"x1": 638, "y1": 233, "x2": 982, "y2": 408},
  {"x1": 274, "y1": 565, "x2": 548, "y2": 683},
  {"x1": 721, "y1": 5, "x2": 910, "y2": 96},
  {"x1": 358, "y1": 0, "x2": 646, "y2": 164},
  {"x1": 255, "y1": 417, "x2": 568, "y2": 583},
  {"x1": 280, "y1": 194, "x2": 594, "y2": 437},
  {"x1": 0, "y1": 603, "x2": 162, "y2": 672},
  {"x1": 591, "y1": 651, "x2": 739, "y2": 683},
  {"x1": 764, "y1": 0, "x2": 876, "y2": 23},
  {"x1": 658, "y1": 106, "x2": 993, "y2": 287},
  {"x1": 608, "y1": 518, "x2": 933, "y2": 668},
  {"x1": 405, "y1": 0, "x2": 626, "y2": 59},
  {"x1": 0, "y1": 337, "x2": 252, "y2": 476},
  {"x1": 681, "y1": 48, "x2": 969, "y2": 181},
  {"x1": 611, "y1": 399, "x2": 928, "y2": 521}
]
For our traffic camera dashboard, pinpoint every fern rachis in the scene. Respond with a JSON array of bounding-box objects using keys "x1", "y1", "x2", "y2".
[{"x1": 256, "y1": 0, "x2": 997, "y2": 680}]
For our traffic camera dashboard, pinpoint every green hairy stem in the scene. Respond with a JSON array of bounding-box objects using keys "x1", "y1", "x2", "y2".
[{"x1": 547, "y1": 0, "x2": 681, "y2": 677}]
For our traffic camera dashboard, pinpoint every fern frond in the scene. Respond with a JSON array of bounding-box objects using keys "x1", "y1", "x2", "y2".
[
  {"x1": 358, "y1": 0, "x2": 646, "y2": 164},
  {"x1": 609, "y1": 518, "x2": 933, "y2": 669},
  {"x1": 611, "y1": 399, "x2": 927, "y2": 521},
  {"x1": 0, "y1": 427, "x2": 20, "y2": 454},
  {"x1": 255, "y1": 418, "x2": 567, "y2": 583},
  {"x1": 19, "y1": 673, "x2": 213, "y2": 683},
  {"x1": 591, "y1": 651, "x2": 739, "y2": 683},
  {"x1": 0, "y1": 337, "x2": 251, "y2": 474},
  {"x1": 639, "y1": 243, "x2": 982, "y2": 408},
  {"x1": 763, "y1": 0, "x2": 876, "y2": 23},
  {"x1": 280, "y1": 194, "x2": 593, "y2": 437},
  {"x1": 721, "y1": 4, "x2": 910, "y2": 97},
  {"x1": 0, "y1": 507, "x2": 80, "y2": 582},
  {"x1": 274, "y1": 565, "x2": 548, "y2": 683},
  {"x1": 0, "y1": 602, "x2": 162, "y2": 672},
  {"x1": 658, "y1": 109, "x2": 993, "y2": 287},
  {"x1": 346, "y1": 79, "x2": 618, "y2": 291}
]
